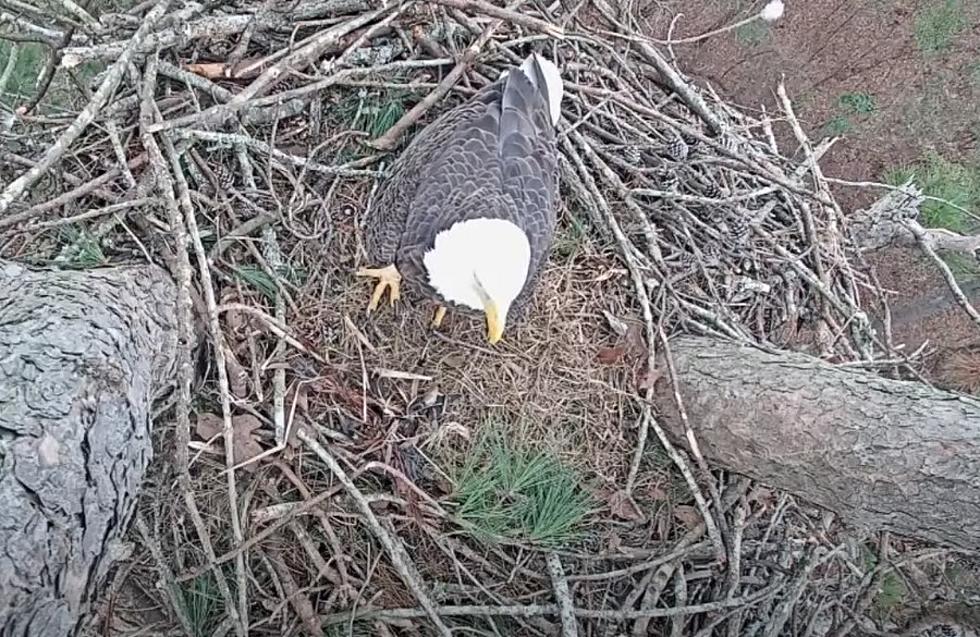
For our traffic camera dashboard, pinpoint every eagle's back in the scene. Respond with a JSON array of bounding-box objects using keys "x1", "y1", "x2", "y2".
[{"x1": 364, "y1": 55, "x2": 561, "y2": 315}]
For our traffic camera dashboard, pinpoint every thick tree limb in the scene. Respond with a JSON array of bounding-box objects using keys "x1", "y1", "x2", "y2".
[
  {"x1": 0, "y1": 260, "x2": 181, "y2": 635},
  {"x1": 655, "y1": 336, "x2": 980, "y2": 551}
]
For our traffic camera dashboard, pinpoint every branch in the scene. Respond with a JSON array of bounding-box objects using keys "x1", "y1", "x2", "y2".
[
  {"x1": 546, "y1": 552, "x2": 579, "y2": 637},
  {"x1": 297, "y1": 429, "x2": 454, "y2": 637},
  {"x1": 0, "y1": 0, "x2": 171, "y2": 215},
  {"x1": 322, "y1": 584, "x2": 781, "y2": 625},
  {"x1": 426, "y1": 0, "x2": 564, "y2": 38}
]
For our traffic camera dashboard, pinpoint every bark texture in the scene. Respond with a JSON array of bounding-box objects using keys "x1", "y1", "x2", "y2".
[
  {"x1": 657, "y1": 336, "x2": 980, "y2": 551},
  {"x1": 0, "y1": 260, "x2": 180, "y2": 636}
]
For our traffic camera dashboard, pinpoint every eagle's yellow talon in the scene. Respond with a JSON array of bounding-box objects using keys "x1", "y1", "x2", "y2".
[
  {"x1": 356, "y1": 265, "x2": 401, "y2": 313},
  {"x1": 431, "y1": 305, "x2": 447, "y2": 329}
]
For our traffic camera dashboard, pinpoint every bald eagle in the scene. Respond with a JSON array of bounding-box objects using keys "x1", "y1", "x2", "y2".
[{"x1": 356, "y1": 52, "x2": 563, "y2": 344}]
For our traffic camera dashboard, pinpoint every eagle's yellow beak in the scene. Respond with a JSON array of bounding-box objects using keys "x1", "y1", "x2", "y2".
[{"x1": 484, "y1": 299, "x2": 504, "y2": 344}]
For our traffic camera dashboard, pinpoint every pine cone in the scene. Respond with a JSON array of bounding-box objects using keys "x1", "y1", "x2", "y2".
[
  {"x1": 700, "y1": 182, "x2": 722, "y2": 199},
  {"x1": 654, "y1": 167, "x2": 679, "y2": 191},
  {"x1": 213, "y1": 164, "x2": 236, "y2": 190},
  {"x1": 728, "y1": 214, "x2": 750, "y2": 244},
  {"x1": 664, "y1": 134, "x2": 689, "y2": 161},
  {"x1": 623, "y1": 144, "x2": 642, "y2": 165}
]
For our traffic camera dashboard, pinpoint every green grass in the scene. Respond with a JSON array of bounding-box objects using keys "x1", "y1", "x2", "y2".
[
  {"x1": 337, "y1": 88, "x2": 413, "y2": 139},
  {"x1": 884, "y1": 153, "x2": 980, "y2": 232},
  {"x1": 0, "y1": 40, "x2": 106, "y2": 112},
  {"x1": 553, "y1": 212, "x2": 590, "y2": 260},
  {"x1": 450, "y1": 429, "x2": 592, "y2": 547},
  {"x1": 860, "y1": 546, "x2": 909, "y2": 620},
  {"x1": 232, "y1": 264, "x2": 306, "y2": 301},
  {"x1": 58, "y1": 227, "x2": 107, "y2": 268},
  {"x1": 819, "y1": 92, "x2": 877, "y2": 139},
  {"x1": 915, "y1": 0, "x2": 967, "y2": 54},
  {"x1": 968, "y1": 60, "x2": 980, "y2": 87},
  {"x1": 838, "y1": 91, "x2": 877, "y2": 115},
  {"x1": 820, "y1": 115, "x2": 852, "y2": 138},
  {"x1": 178, "y1": 573, "x2": 223, "y2": 637},
  {"x1": 0, "y1": 42, "x2": 46, "y2": 108},
  {"x1": 886, "y1": 153, "x2": 980, "y2": 282},
  {"x1": 734, "y1": 20, "x2": 771, "y2": 47}
]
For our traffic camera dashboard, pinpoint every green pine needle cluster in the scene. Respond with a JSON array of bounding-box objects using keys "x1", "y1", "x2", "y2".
[{"x1": 450, "y1": 431, "x2": 591, "y2": 547}]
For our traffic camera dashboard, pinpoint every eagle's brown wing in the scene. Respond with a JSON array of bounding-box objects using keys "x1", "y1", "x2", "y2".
[
  {"x1": 362, "y1": 82, "x2": 503, "y2": 265},
  {"x1": 365, "y1": 62, "x2": 559, "y2": 315}
]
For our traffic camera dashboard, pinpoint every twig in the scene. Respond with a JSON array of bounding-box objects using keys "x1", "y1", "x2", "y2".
[
  {"x1": 0, "y1": 43, "x2": 19, "y2": 96},
  {"x1": 0, "y1": 11, "x2": 64, "y2": 45},
  {"x1": 903, "y1": 219, "x2": 980, "y2": 331},
  {"x1": 546, "y1": 552, "x2": 579, "y2": 637},
  {"x1": 427, "y1": 0, "x2": 564, "y2": 38},
  {"x1": 620, "y1": 34, "x2": 723, "y2": 134},
  {"x1": 175, "y1": 128, "x2": 380, "y2": 177},
  {"x1": 297, "y1": 429, "x2": 454, "y2": 636},
  {"x1": 26, "y1": 198, "x2": 158, "y2": 229},
  {"x1": 157, "y1": 89, "x2": 251, "y2": 635},
  {"x1": 137, "y1": 51, "x2": 245, "y2": 637},
  {"x1": 322, "y1": 584, "x2": 782, "y2": 624},
  {"x1": 267, "y1": 547, "x2": 326, "y2": 637},
  {"x1": 146, "y1": 4, "x2": 403, "y2": 133},
  {"x1": 134, "y1": 516, "x2": 195, "y2": 636},
  {"x1": 0, "y1": 0, "x2": 170, "y2": 215},
  {"x1": 368, "y1": 0, "x2": 519, "y2": 150},
  {"x1": 217, "y1": 303, "x2": 330, "y2": 365}
]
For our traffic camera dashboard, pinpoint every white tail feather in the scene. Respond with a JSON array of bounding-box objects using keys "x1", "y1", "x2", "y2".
[{"x1": 520, "y1": 53, "x2": 563, "y2": 127}]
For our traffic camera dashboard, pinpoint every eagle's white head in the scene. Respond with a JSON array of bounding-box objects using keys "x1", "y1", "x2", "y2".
[{"x1": 423, "y1": 218, "x2": 531, "y2": 344}]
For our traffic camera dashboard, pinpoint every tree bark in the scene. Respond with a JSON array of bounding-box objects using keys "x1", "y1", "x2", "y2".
[
  {"x1": 0, "y1": 260, "x2": 180, "y2": 636},
  {"x1": 656, "y1": 336, "x2": 980, "y2": 551}
]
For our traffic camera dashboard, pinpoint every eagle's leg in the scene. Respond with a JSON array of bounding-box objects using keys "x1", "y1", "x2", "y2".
[
  {"x1": 355, "y1": 264, "x2": 401, "y2": 313},
  {"x1": 431, "y1": 305, "x2": 447, "y2": 329}
]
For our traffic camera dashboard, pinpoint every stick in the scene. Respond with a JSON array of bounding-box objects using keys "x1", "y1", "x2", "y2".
[
  {"x1": 903, "y1": 219, "x2": 980, "y2": 331},
  {"x1": 156, "y1": 90, "x2": 252, "y2": 634},
  {"x1": 546, "y1": 552, "x2": 579, "y2": 637},
  {"x1": 137, "y1": 51, "x2": 246, "y2": 637},
  {"x1": 146, "y1": 5, "x2": 402, "y2": 133},
  {"x1": 427, "y1": 0, "x2": 564, "y2": 38},
  {"x1": 322, "y1": 584, "x2": 781, "y2": 625},
  {"x1": 297, "y1": 429, "x2": 454, "y2": 637},
  {"x1": 369, "y1": 0, "x2": 522, "y2": 150},
  {"x1": 0, "y1": 0, "x2": 170, "y2": 215}
]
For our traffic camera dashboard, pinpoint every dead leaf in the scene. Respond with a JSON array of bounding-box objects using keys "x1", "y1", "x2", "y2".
[
  {"x1": 636, "y1": 366, "x2": 664, "y2": 392},
  {"x1": 230, "y1": 414, "x2": 263, "y2": 472},
  {"x1": 673, "y1": 505, "x2": 701, "y2": 529},
  {"x1": 184, "y1": 61, "x2": 240, "y2": 80},
  {"x1": 422, "y1": 387, "x2": 441, "y2": 408},
  {"x1": 194, "y1": 413, "x2": 264, "y2": 472},
  {"x1": 597, "y1": 344, "x2": 627, "y2": 365},
  {"x1": 625, "y1": 323, "x2": 646, "y2": 358},
  {"x1": 195, "y1": 413, "x2": 223, "y2": 440},
  {"x1": 608, "y1": 490, "x2": 643, "y2": 521}
]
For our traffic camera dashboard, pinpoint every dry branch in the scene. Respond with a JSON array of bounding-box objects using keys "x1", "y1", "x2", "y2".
[
  {"x1": 656, "y1": 336, "x2": 980, "y2": 551},
  {"x1": 0, "y1": 261, "x2": 181, "y2": 635},
  {"x1": 0, "y1": 0, "x2": 171, "y2": 215}
]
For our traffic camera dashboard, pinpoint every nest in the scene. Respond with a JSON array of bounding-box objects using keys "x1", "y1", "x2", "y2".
[{"x1": 0, "y1": 0, "x2": 973, "y2": 635}]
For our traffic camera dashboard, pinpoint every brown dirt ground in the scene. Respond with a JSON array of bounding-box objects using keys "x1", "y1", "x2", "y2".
[{"x1": 640, "y1": 0, "x2": 980, "y2": 387}]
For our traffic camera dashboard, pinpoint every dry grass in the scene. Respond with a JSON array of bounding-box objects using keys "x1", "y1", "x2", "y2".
[{"x1": 2, "y1": 0, "x2": 979, "y2": 635}]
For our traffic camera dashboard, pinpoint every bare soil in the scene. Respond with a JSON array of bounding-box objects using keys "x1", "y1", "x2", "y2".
[{"x1": 640, "y1": 0, "x2": 980, "y2": 386}]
